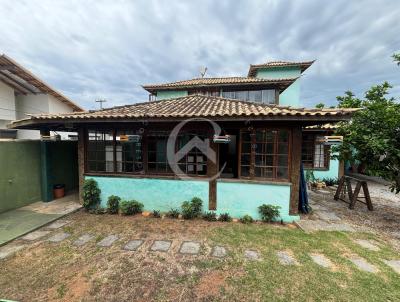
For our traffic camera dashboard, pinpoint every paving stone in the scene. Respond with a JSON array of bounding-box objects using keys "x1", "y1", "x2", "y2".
[
  {"x1": 211, "y1": 246, "x2": 227, "y2": 258},
  {"x1": 244, "y1": 249, "x2": 260, "y2": 261},
  {"x1": 48, "y1": 232, "x2": 70, "y2": 242},
  {"x1": 97, "y1": 235, "x2": 119, "y2": 247},
  {"x1": 295, "y1": 220, "x2": 355, "y2": 233},
  {"x1": 21, "y1": 230, "x2": 51, "y2": 241},
  {"x1": 309, "y1": 253, "x2": 333, "y2": 268},
  {"x1": 179, "y1": 241, "x2": 200, "y2": 255},
  {"x1": 349, "y1": 257, "x2": 378, "y2": 273},
  {"x1": 383, "y1": 260, "x2": 400, "y2": 274},
  {"x1": 354, "y1": 239, "x2": 380, "y2": 251},
  {"x1": 73, "y1": 234, "x2": 94, "y2": 246},
  {"x1": 46, "y1": 220, "x2": 71, "y2": 229},
  {"x1": 276, "y1": 251, "x2": 298, "y2": 265},
  {"x1": 316, "y1": 211, "x2": 341, "y2": 221},
  {"x1": 124, "y1": 239, "x2": 144, "y2": 251},
  {"x1": 150, "y1": 240, "x2": 172, "y2": 252},
  {"x1": 0, "y1": 244, "x2": 25, "y2": 260}
]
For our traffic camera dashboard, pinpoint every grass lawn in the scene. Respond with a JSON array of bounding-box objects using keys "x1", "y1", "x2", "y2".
[{"x1": 0, "y1": 211, "x2": 399, "y2": 301}]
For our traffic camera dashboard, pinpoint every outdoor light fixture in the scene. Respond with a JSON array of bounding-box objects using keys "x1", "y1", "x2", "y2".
[
  {"x1": 213, "y1": 134, "x2": 231, "y2": 144},
  {"x1": 119, "y1": 134, "x2": 141, "y2": 143}
]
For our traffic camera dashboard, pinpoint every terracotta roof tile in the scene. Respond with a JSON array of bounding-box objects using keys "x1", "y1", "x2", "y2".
[
  {"x1": 142, "y1": 77, "x2": 296, "y2": 92},
  {"x1": 11, "y1": 95, "x2": 356, "y2": 127},
  {"x1": 248, "y1": 60, "x2": 315, "y2": 77}
]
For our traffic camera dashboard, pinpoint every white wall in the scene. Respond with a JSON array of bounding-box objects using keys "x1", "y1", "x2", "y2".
[
  {"x1": 15, "y1": 94, "x2": 50, "y2": 120},
  {"x1": 0, "y1": 81, "x2": 16, "y2": 123},
  {"x1": 48, "y1": 95, "x2": 74, "y2": 113}
]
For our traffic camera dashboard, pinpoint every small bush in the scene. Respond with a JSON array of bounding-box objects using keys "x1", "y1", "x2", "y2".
[
  {"x1": 322, "y1": 177, "x2": 339, "y2": 186},
  {"x1": 181, "y1": 197, "x2": 203, "y2": 220},
  {"x1": 82, "y1": 179, "x2": 101, "y2": 210},
  {"x1": 107, "y1": 195, "x2": 120, "y2": 214},
  {"x1": 218, "y1": 212, "x2": 232, "y2": 222},
  {"x1": 202, "y1": 211, "x2": 217, "y2": 221},
  {"x1": 167, "y1": 208, "x2": 180, "y2": 219},
  {"x1": 119, "y1": 200, "x2": 144, "y2": 215},
  {"x1": 88, "y1": 206, "x2": 107, "y2": 215},
  {"x1": 152, "y1": 210, "x2": 161, "y2": 218},
  {"x1": 240, "y1": 214, "x2": 254, "y2": 224},
  {"x1": 258, "y1": 204, "x2": 281, "y2": 222}
]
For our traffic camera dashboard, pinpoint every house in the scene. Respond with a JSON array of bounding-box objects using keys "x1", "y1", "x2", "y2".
[
  {"x1": 0, "y1": 54, "x2": 83, "y2": 139},
  {"x1": 143, "y1": 60, "x2": 343, "y2": 180},
  {"x1": 9, "y1": 59, "x2": 354, "y2": 222}
]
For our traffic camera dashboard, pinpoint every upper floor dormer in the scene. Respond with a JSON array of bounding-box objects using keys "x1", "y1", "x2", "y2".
[{"x1": 142, "y1": 60, "x2": 314, "y2": 107}]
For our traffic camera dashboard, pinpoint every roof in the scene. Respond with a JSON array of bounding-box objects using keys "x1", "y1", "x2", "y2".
[
  {"x1": 0, "y1": 54, "x2": 83, "y2": 111},
  {"x1": 248, "y1": 60, "x2": 315, "y2": 77},
  {"x1": 142, "y1": 77, "x2": 297, "y2": 93},
  {"x1": 9, "y1": 95, "x2": 356, "y2": 130}
]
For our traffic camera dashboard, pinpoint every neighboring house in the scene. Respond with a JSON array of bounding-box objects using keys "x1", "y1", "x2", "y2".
[
  {"x1": 143, "y1": 60, "x2": 342, "y2": 180},
  {"x1": 10, "y1": 60, "x2": 354, "y2": 222},
  {"x1": 0, "y1": 54, "x2": 83, "y2": 139}
]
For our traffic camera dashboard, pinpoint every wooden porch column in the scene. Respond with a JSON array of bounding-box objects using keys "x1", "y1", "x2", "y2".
[
  {"x1": 289, "y1": 126, "x2": 302, "y2": 215},
  {"x1": 77, "y1": 127, "x2": 85, "y2": 204},
  {"x1": 207, "y1": 141, "x2": 218, "y2": 210}
]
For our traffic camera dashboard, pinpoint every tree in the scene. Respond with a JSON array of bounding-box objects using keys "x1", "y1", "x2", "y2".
[
  {"x1": 315, "y1": 102, "x2": 325, "y2": 109},
  {"x1": 334, "y1": 82, "x2": 400, "y2": 193},
  {"x1": 393, "y1": 53, "x2": 400, "y2": 66}
]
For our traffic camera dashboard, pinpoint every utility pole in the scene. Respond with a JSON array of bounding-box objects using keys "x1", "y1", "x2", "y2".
[{"x1": 95, "y1": 99, "x2": 107, "y2": 109}]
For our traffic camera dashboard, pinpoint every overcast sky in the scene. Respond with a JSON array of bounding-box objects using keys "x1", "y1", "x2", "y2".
[{"x1": 1, "y1": 0, "x2": 399, "y2": 110}]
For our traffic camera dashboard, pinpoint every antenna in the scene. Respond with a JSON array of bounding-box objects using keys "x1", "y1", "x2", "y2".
[
  {"x1": 200, "y1": 66, "x2": 208, "y2": 78},
  {"x1": 95, "y1": 99, "x2": 107, "y2": 109}
]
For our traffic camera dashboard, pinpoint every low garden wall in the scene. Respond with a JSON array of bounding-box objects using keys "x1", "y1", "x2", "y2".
[{"x1": 86, "y1": 176, "x2": 300, "y2": 222}]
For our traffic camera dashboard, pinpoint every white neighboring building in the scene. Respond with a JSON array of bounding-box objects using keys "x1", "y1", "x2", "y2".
[{"x1": 0, "y1": 54, "x2": 83, "y2": 139}]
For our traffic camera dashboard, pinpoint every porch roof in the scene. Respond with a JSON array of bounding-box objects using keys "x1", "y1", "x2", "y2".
[
  {"x1": 9, "y1": 95, "x2": 356, "y2": 130},
  {"x1": 142, "y1": 77, "x2": 297, "y2": 93}
]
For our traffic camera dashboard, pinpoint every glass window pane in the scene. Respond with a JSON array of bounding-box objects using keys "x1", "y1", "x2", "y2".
[
  {"x1": 262, "y1": 90, "x2": 276, "y2": 104},
  {"x1": 241, "y1": 166, "x2": 250, "y2": 177},
  {"x1": 235, "y1": 91, "x2": 248, "y2": 101},
  {"x1": 249, "y1": 90, "x2": 262, "y2": 102}
]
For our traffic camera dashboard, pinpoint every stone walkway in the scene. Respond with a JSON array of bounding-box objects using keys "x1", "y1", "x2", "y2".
[{"x1": 1, "y1": 221, "x2": 400, "y2": 277}]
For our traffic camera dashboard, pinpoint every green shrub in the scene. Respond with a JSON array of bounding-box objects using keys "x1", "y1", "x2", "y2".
[
  {"x1": 82, "y1": 179, "x2": 101, "y2": 210},
  {"x1": 240, "y1": 214, "x2": 254, "y2": 224},
  {"x1": 258, "y1": 204, "x2": 281, "y2": 222},
  {"x1": 88, "y1": 206, "x2": 107, "y2": 215},
  {"x1": 119, "y1": 200, "x2": 143, "y2": 215},
  {"x1": 322, "y1": 177, "x2": 339, "y2": 186},
  {"x1": 218, "y1": 212, "x2": 232, "y2": 222},
  {"x1": 181, "y1": 197, "x2": 203, "y2": 220},
  {"x1": 202, "y1": 211, "x2": 217, "y2": 221},
  {"x1": 152, "y1": 210, "x2": 161, "y2": 218},
  {"x1": 107, "y1": 195, "x2": 120, "y2": 214},
  {"x1": 167, "y1": 208, "x2": 180, "y2": 219}
]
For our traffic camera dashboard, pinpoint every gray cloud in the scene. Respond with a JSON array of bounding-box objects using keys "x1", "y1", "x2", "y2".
[{"x1": 0, "y1": 0, "x2": 399, "y2": 109}]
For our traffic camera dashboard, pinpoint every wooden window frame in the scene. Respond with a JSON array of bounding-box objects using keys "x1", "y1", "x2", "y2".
[
  {"x1": 238, "y1": 127, "x2": 292, "y2": 181},
  {"x1": 302, "y1": 133, "x2": 330, "y2": 171}
]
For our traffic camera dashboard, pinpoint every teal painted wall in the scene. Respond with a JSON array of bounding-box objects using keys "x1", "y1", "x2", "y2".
[
  {"x1": 256, "y1": 67, "x2": 301, "y2": 107},
  {"x1": 86, "y1": 176, "x2": 209, "y2": 211},
  {"x1": 307, "y1": 158, "x2": 340, "y2": 180},
  {"x1": 157, "y1": 90, "x2": 188, "y2": 100},
  {"x1": 0, "y1": 141, "x2": 41, "y2": 213},
  {"x1": 87, "y1": 176, "x2": 299, "y2": 222},
  {"x1": 216, "y1": 181, "x2": 299, "y2": 222}
]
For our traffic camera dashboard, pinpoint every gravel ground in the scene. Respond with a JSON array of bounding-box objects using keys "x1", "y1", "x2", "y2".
[{"x1": 303, "y1": 179, "x2": 400, "y2": 250}]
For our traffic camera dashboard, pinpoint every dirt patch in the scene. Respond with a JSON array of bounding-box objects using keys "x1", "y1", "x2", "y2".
[{"x1": 195, "y1": 270, "x2": 228, "y2": 299}]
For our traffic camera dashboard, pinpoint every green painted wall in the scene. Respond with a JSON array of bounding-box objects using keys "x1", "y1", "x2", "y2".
[
  {"x1": 87, "y1": 176, "x2": 299, "y2": 222},
  {"x1": 0, "y1": 141, "x2": 41, "y2": 213},
  {"x1": 48, "y1": 141, "x2": 79, "y2": 193},
  {"x1": 216, "y1": 181, "x2": 299, "y2": 222},
  {"x1": 255, "y1": 67, "x2": 301, "y2": 107},
  {"x1": 306, "y1": 158, "x2": 340, "y2": 180},
  {"x1": 157, "y1": 90, "x2": 188, "y2": 100}
]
